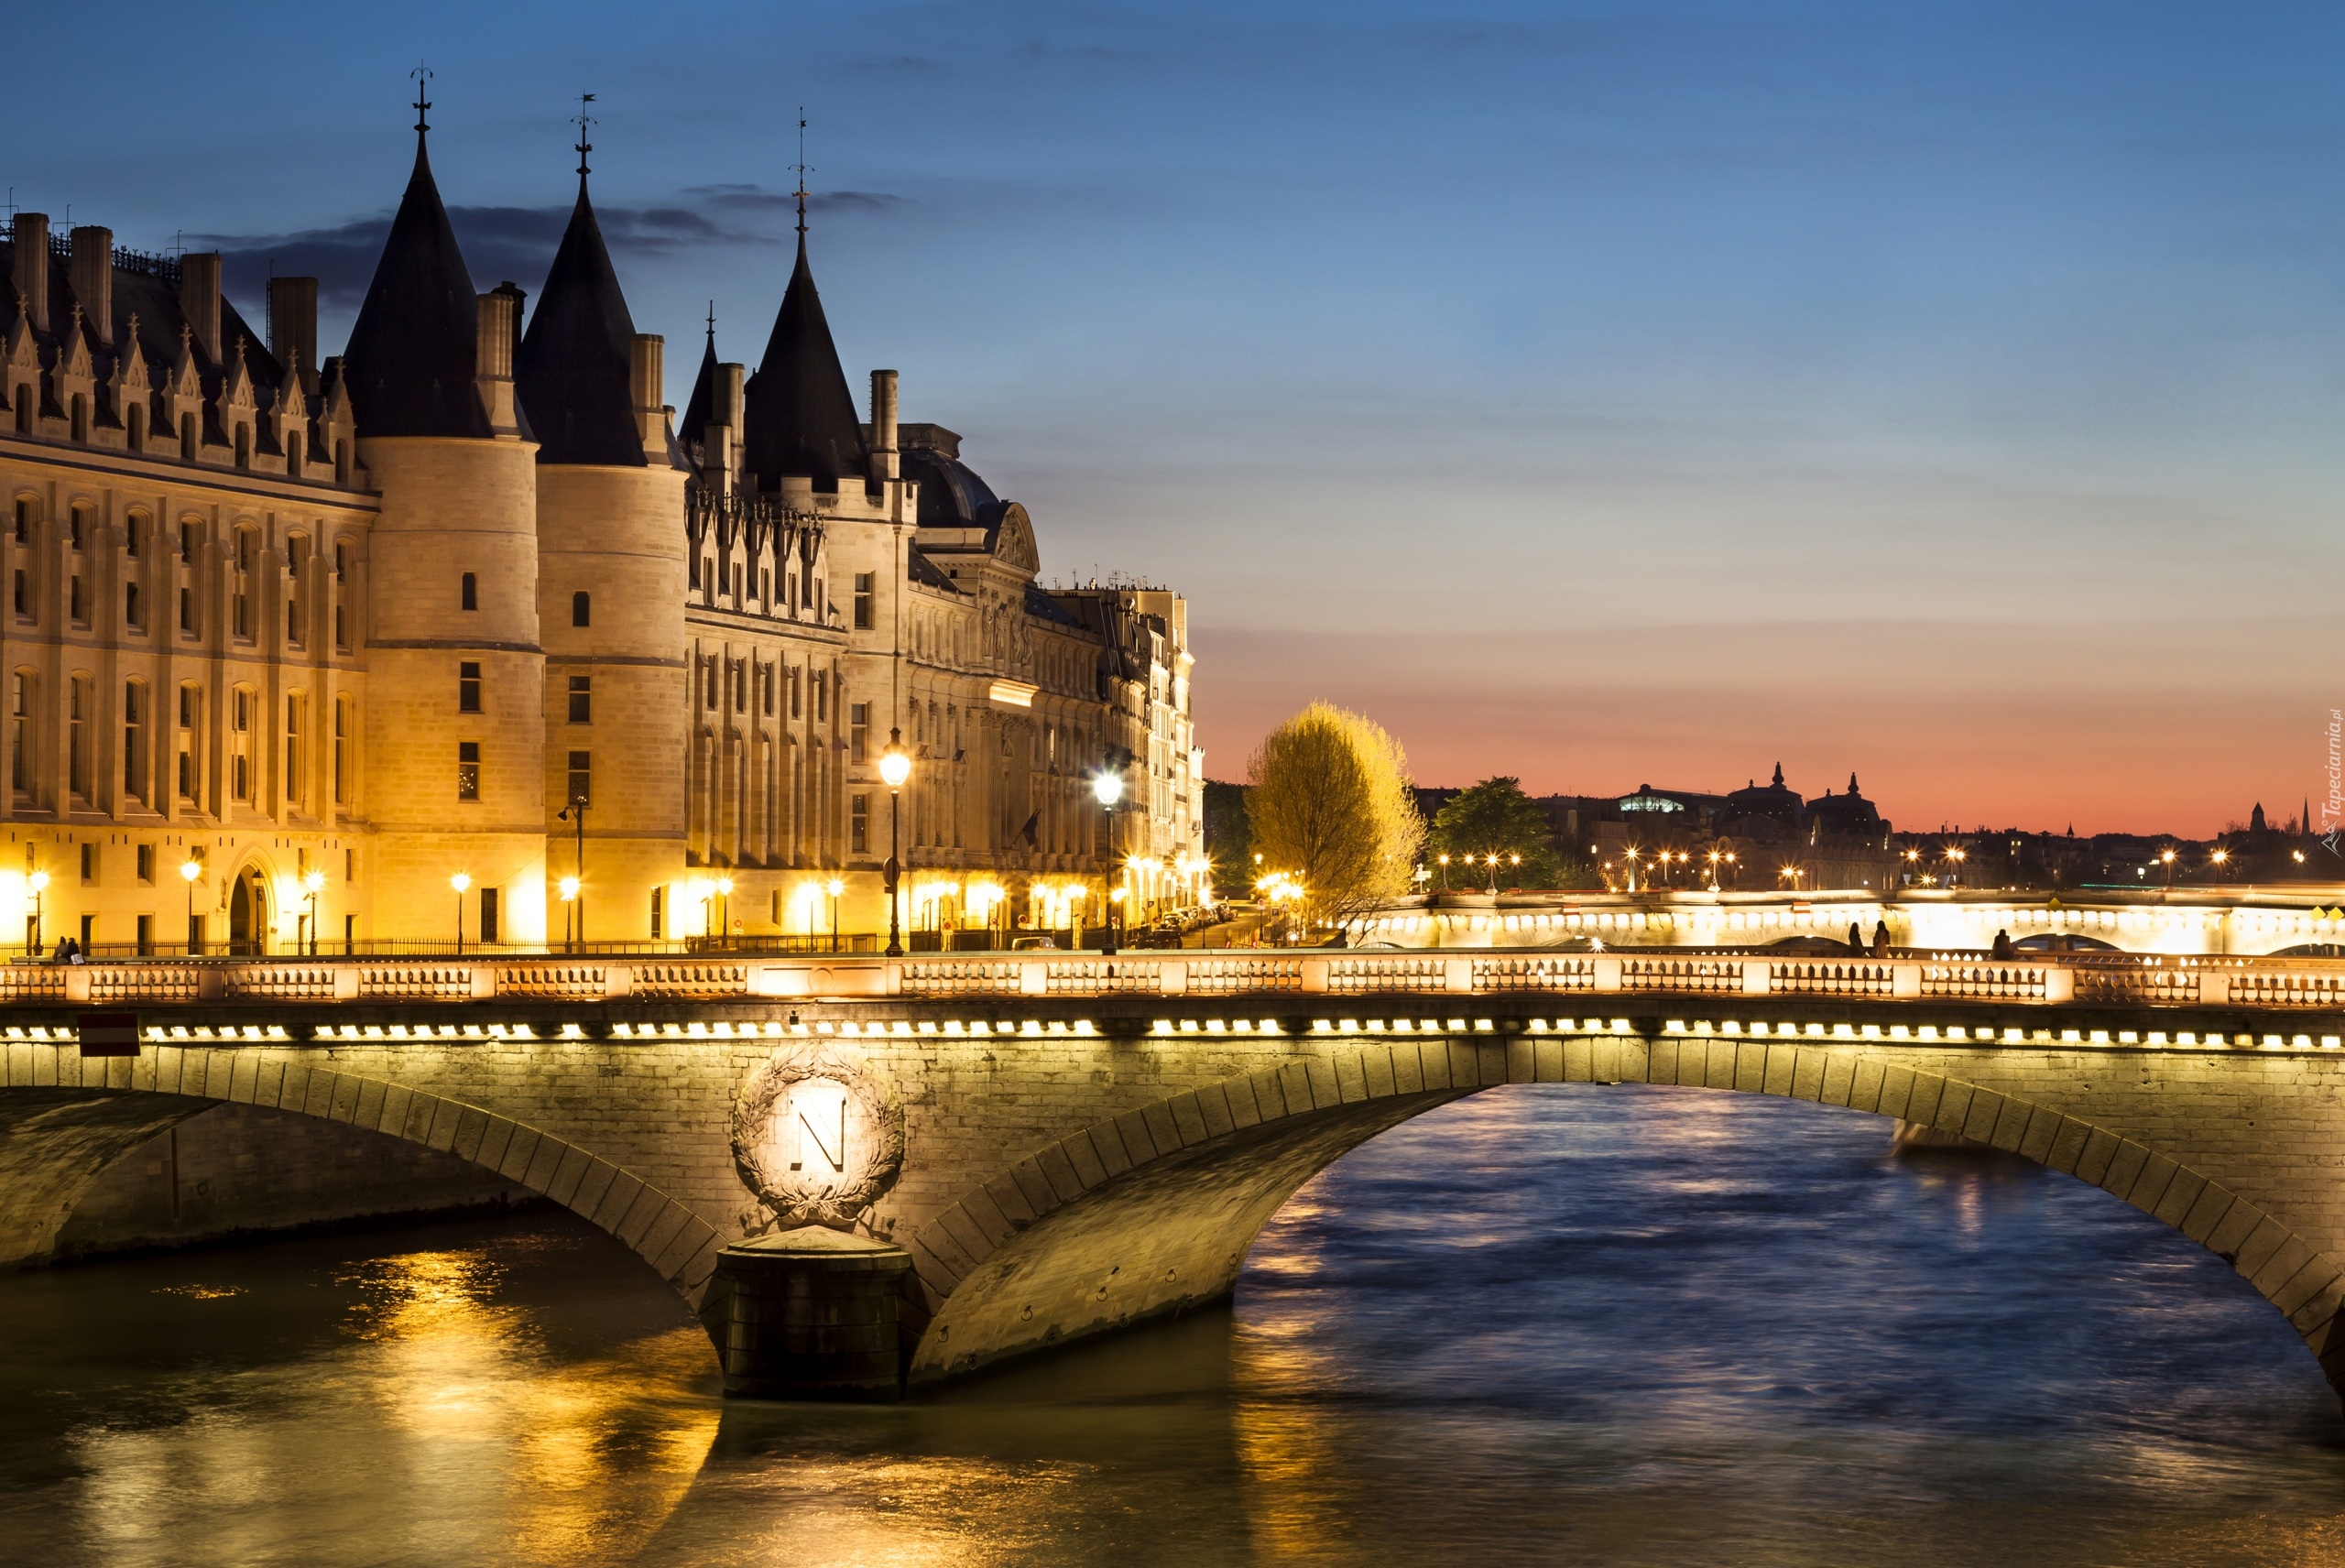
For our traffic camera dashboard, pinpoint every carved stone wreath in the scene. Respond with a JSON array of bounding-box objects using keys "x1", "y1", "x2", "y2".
[{"x1": 730, "y1": 1043, "x2": 906, "y2": 1231}]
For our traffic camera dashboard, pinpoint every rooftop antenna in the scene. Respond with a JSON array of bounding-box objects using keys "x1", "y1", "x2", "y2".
[
  {"x1": 410, "y1": 60, "x2": 434, "y2": 136},
  {"x1": 791, "y1": 107, "x2": 812, "y2": 236},
  {"x1": 573, "y1": 93, "x2": 596, "y2": 179},
  {"x1": 4, "y1": 190, "x2": 13, "y2": 225}
]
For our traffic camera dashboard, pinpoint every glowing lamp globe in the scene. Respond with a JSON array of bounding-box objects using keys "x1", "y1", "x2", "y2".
[{"x1": 1092, "y1": 771, "x2": 1124, "y2": 809}]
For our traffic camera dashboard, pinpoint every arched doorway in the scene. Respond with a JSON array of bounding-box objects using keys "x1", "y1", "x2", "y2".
[{"x1": 228, "y1": 866, "x2": 270, "y2": 955}]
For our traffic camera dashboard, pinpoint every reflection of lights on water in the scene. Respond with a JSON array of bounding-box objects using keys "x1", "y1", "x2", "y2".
[{"x1": 71, "y1": 1237, "x2": 722, "y2": 1568}]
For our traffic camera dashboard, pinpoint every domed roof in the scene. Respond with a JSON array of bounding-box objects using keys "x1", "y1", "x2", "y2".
[{"x1": 901, "y1": 431, "x2": 1004, "y2": 528}]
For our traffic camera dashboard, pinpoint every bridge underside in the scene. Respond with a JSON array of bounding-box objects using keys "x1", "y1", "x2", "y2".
[{"x1": 0, "y1": 1089, "x2": 215, "y2": 1266}]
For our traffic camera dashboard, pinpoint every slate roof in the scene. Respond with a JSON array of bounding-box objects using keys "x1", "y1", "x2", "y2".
[
  {"x1": 741, "y1": 234, "x2": 867, "y2": 489},
  {"x1": 678, "y1": 317, "x2": 717, "y2": 445},
  {"x1": 342, "y1": 128, "x2": 491, "y2": 440},
  {"x1": 516, "y1": 176, "x2": 649, "y2": 466}
]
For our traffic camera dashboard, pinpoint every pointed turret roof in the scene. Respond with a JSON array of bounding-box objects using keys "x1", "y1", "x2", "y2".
[
  {"x1": 742, "y1": 233, "x2": 866, "y2": 488},
  {"x1": 516, "y1": 173, "x2": 645, "y2": 465},
  {"x1": 679, "y1": 308, "x2": 717, "y2": 441},
  {"x1": 343, "y1": 124, "x2": 489, "y2": 439}
]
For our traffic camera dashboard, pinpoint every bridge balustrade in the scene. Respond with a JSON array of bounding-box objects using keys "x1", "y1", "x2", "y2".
[
  {"x1": 1471, "y1": 956, "x2": 1596, "y2": 992},
  {"x1": 1770, "y1": 961, "x2": 1895, "y2": 997},
  {"x1": 1183, "y1": 957, "x2": 1302, "y2": 995},
  {"x1": 1920, "y1": 962, "x2": 2047, "y2": 1001},
  {"x1": 631, "y1": 963, "x2": 749, "y2": 1000},
  {"x1": 1042, "y1": 961, "x2": 1160, "y2": 995},
  {"x1": 359, "y1": 964, "x2": 478, "y2": 1000},
  {"x1": 496, "y1": 964, "x2": 612, "y2": 1001},
  {"x1": 898, "y1": 961, "x2": 1023, "y2": 996},
  {"x1": 1327, "y1": 956, "x2": 1445, "y2": 993},
  {"x1": 224, "y1": 965, "x2": 339, "y2": 1001},
  {"x1": 1625, "y1": 958, "x2": 1742, "y2": 994}
]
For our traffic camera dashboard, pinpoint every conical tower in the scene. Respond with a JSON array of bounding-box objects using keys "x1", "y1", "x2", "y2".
[
  {"x1": 518, "y1": 142, "x2": 689, "y2": 942},
  {"x1": 344, "y1": 93, "x2": 548, "y2": 944},
  {"x1": 741, "y1": 233, "x2": 867, "y2": 491}
]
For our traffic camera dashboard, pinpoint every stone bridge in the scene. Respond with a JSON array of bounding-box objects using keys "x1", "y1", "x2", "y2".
[{"x1": 4, "y1": 946, "x2": 2345, "y2": 1402}]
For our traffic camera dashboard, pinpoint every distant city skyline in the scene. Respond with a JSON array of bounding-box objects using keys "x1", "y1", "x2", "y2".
[{"x1": 13, "y1": 0, "x2": 2341, "y2": 834}]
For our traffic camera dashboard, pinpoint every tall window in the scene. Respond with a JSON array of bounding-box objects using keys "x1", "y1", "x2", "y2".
[
  {"x1": 333, "y1": 542, "x2": 350, "y2": 648},
  {"x1": 816, "y1": 670, "x2": 829, "y2": 724},
  {"x1": 479, "y1": 887, "x2": 499, "y2": 943},
  {"x1": 461, "y1": 572, "x2": 477, "y2": 611},
  {"x1": 231, "y1": 687, "x2": 252, "y2": 800},
  {"x1": 850, "y1": 702, "x2": 869, "y2": 765},
  {"x1": 123, "y1": 681, "x2": 146, "y2": 802},
  {"x1": 333, "y1": 696, "x2": 350, "y2": 805},
  {"x1": 573, "y1": 590, "x2": 590, "y2": 626},
  {"x1": 704, "y1": 658, "x2": 716, "y2": 710},
  {"x1": 126, "y1": 514, "x2": 145, "y2": 559},
  {"x1": 457, "y1": 741, "x2": 480, "y2": 800},
  {"x1": 12, "y1": 499, "x2": 28, "y2": 542},
  {"x1": 284, "y1": 694, "x2": 305, "y2": 806},
  {"x1": 69, "y1": 575, "x2": 84, "y2": 624},
  {"x1": 851, "y1": 793, "x2": 870, "y2": 855},
  {"x1": 232, "y1": 531, "x2": 252, "y2": 639},
  {"x1": 567, "y1": 750, "x2": 591, "y2": 807},
  {"x1": 568, "y1": 675, "x2": 591, "y2": 724},
  {"x1": 853, "y1": 572, "x2": 873, "y2": 629},
  {"x1": 67, "y1": 677, "x2": 89, "y2": 800},
  {"x1": 125, "y1": 583, "x2": 141, "y2": 629},
  {"x1": 790, "y1": 665, "x2": 802, "y2": 719},
  {"x1": 178, "y1": 684, "x2": 200, "y2": 800},
  {"x1": 179, "y1": 412, "x2": 196, "y2": 460},
  {"x1": 760, "y1": 663, "x2": 773, "y2": 715},
  {"x1": 458, "y1": 661, "x2": 481, "y2": 713},
  {"x1": 10, "y1": 672, "x2": 31, "y2": 796},
  {"x1": 68, "y1": 506, "x2": 85, "y2": 550},
  {"x1": 285, "y1": 539, "x2": 304, "y2": 646}
]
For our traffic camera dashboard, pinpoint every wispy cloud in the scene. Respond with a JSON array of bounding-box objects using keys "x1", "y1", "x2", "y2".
[{"x1": 199, "y1": 184, "x2": 909, "y2": 308}]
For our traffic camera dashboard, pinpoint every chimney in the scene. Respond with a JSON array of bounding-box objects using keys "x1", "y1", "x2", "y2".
[
  {"x1": 716, "y1": 362, "x2": 745, "y2": 429},
  {"x1": 179, "y1": 252, "x2": 221, "y2": 361},
  {"x1": 267, "y1": 276, "x2": 318, "y2": 390},
  {"x1": 629, "y1": 333, "x2": 666, "y2": 458},
  {"x1": 492, "y1": 280, "x2": 526, "y2": 365},
  {"x1": 474, "y1": 289, "x2": 518, "y2": 436},
  {"x1": 11, "y1": 213, "x2": 49, "y2": 333},
  {"x1": 869, "y1": 368, "x2": 900, "y2": 482},
  {"x1": 70, "y1": 227, "x2": 112, "y2": 345}
]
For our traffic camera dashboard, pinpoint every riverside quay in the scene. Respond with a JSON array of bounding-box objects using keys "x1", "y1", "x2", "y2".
[{"x1": 9, "y1": 931, "x2": 2345, "y2": 1402}]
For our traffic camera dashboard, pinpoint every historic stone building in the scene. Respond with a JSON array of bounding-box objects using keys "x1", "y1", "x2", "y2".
[{"x1": 0, "y1": 114, "x2": 1203, "y2": 953}]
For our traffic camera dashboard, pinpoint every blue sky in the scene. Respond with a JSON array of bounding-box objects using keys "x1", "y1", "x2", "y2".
[{"x1": 14, "y1": 1, "x2": 2345, "y2": 832}]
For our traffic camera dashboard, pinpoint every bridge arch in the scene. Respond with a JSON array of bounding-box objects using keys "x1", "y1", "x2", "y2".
[
  {"x1": 0, "y1": 1041, "x2": 725, "y2": 1307},
  {"x1": 905, "y1": 1033, "x2": 2345, "y2": 1402}
]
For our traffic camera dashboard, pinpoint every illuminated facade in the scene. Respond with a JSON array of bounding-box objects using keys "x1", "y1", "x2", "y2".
[{"x1": 0, "y1": 117, "x2": 1202, "y2": 953}]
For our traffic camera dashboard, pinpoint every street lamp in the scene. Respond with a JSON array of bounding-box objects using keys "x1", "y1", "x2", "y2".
[
  {"x1": 180, "y1": 860, "x2": 202, "y2": 955},
  {"x1": 303, "y1": 868, "x2": 324, "y2": 956},
  {"x1": 1436, "y1": 852, "x2": 1450, "y2": 890},
  {"x1": 450, "y1": 872, "x2": 470, "y2": 954},
  {"x1": 2160, "y1": 846, "x2": 2177, "y2": 889},
  {"x1": 879, "y1": 729, "x2": 911, "y2": 957},
  {"x1": 1093, "y1": 769, "x2": 1125, "y2": 954},
  {"x1": 557, "y1": 796, "x2": 588, "y2": 949},
  {"x1": 559, "y1": 876, "x2": 580, "y2": 947},
  {"x1": 716, "y1": 876, "x2": 735, "y2": 941},
  {"x1": 1621, "y1": 847, "x2": 1641, "y2": 894},
  {"x1": 27, "y1": 868, "x2": 47, "y2": 955},
  {"x1": 826, "y1": 877, "x2": 845, "y2": 953},
  {"x1": 2210, "y1": 848, "x2": 2230, "y2": 884}
]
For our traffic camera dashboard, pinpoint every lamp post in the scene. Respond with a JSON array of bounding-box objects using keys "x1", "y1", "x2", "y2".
[
  {"x1": 826, "y1": 877, "x2": 844, "y2": 953},
  {"x1": 2210, "y1": 848, "x2": 2230, "y2": 884},
  {"x1": 303, "y1": 868, "x2": 324, "y2": 956},
  {"x1": 450, "y1": 872, "x2": 470, "y2": 955},
  {"x1": 716, "y1": 877, "x2": 734, "y2": 942},
  {"x1": 2160, "y1": 846, "x2": 2177, "y2": 889},
  {"x1": 557, "y1": 797, "x2": 587, "y2": 949},
  {"x1": 27, "y1": 868, "x2": 47, "y2": 955},
  {"x1": 180, "y1": 860, "x2": 202, "y2": 955},
  {"x1": 559, "y1": 877, "x2": 580, "y2": 947},
  {"x1": 880, "y1": 729, "x2": 911, "y2": 957},
  {"x1": 1093, "y1": 768, "x2": 1125, "y2": 954}
]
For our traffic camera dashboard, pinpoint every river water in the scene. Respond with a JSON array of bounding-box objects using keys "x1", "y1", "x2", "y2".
[{"x1": 4, "y1": 1083, "x2": 2342, "y2": 1566}]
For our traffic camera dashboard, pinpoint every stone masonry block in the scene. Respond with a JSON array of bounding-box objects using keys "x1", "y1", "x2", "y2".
[
  {"x1": 1085, "y1": 1124, "x2": 1136, "y2": 1180},
  {"x1": 2098, "y1": 1141, "x2": 2150, "y2": 1202},
  {"x1": 1985, "y1": 1098, "x2": 2032, "y2": 1154},
  {"x1": 1734, "y1": 1043, "x2": 1767, "y2": 1094},
  {"x1": 1848, "y1": 1059, "x2": 1886, "y2": 1114},
  {"x1": 498, "y1": 1127, "x2": 542, "y2": 1181},
  {"x1": 979, "y1": 1174, "x2": 1039, "y2": 1228},
  {"x1": 569, "y1": 1159, "x2": 620, "y2": 1220},
  {"x1": 1056, "y1": 1133, "x2": 1109, "y2": 1191},
  {"x1": 591, "y1": 1171, "x2": 646, "y2": 1231},
  {"x1": 1505, "y1": 1039, "x2": 1533, "y2": 1085},
  {"x1": 2178, "y1": 1182, "x2": 2238, "y2": 1246},
  {"x1": 1907, "y1": 1073, "x2": 1949, "y2": 1128},
  {"x1": 2204, "y1": 1200, "x2": 2267, "y2": 1262},
  {"x1": 962, "y1": 1185, "x2": 1020, "y2": 1246},
  {"x1": 1006, "y1": 1160, "x2": 1058, "y2": 1218},
  {"x1": 1033, "y1": 1143, "x2": 1087, "y2": 1203},
  {"x1": 1761, "y1": 1046, "x2": 1797, "y2": 1098},
  {"x1": 2251, "y1": 1236, "x2": 2318, "y2": 1300},
  {"x1": 2072, "y1": 1128, "x2": 2121, "y2": 1186},
  {"x1": 543, "y1": 1146, "x2": 594, "y2": 1206},
  {"x1": 1959, "y1": 1088, "x2": 2004, "y2": 1144},
  {"x1": 1221, "y1": 1075, "x2": 1264, "y2": 1131},
  {"x1": 1638, "y1": 1037, "x2": 1674, "y2": 1085},
  {"x1": 450, "y1": 1107, "x2": 491, "y2": 1164},
  {"x1": 1818, "y1": 1053, "x2": 1856, "y2": 1107},
  {"x1": 2290, "y1": 1276, "x2": 2345, "y2": 1343},
  {"x1": 2231, "y1": 1216, "x2": 2292, "y2": 1281},
  {"x1": 2123, "y1": 1152, "x2": 2179, "y2": 1216},
  {"x1": 2043, "y1": 1117, "x2": 2092, "y2": 1175},
  {"x1": 1164, "y1": 1093, "x2": 1210, "y2": 1147},
  {"x1": 2272, "y1": 1258, "x2": 2341, "y2": 1321},
  {"x1": 1111, "y1": 1110, "x2": 1162, "y2": 1163},
  {"x1": 1304, "y1": 1057, "x2": 1344, "y2": 1107},
  {"x1": 1273, "y1": 1062, "x2": 1314, "y2": 1113},
  {"x1": 2151, "y1": 1169, "x2": 2207, "y2": 1230},
  {"x1": 1361, "y1": 1047, "x2": 1400, "y2": 1099},
  {"x1": 1193, "y1": 1083, "x2": 1237, "y2": 1139},
  {"x1": 1392, "y1": 1046, "x2": 1428, "y2": 1095},
  {"x1": 1138, "y1": 1101, "x2": 1183, "y2": 1155}
]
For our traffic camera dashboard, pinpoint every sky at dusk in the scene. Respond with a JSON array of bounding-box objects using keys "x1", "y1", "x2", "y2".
[{"x1": 11, "y1": 0, "x2": 2345, "y2": 834}]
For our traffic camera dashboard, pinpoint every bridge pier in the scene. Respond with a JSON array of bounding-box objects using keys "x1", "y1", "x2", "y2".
[{"x1": 699, "y1": 1227, "x2": 916, "y2": 1400}]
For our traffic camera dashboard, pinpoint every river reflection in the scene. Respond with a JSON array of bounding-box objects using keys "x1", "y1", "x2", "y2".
[{"x1": 5, "y1": 1083, "x2": 2345, "y2": 1566}]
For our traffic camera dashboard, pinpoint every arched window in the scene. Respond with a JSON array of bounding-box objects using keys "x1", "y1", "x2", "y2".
[
  {"x1": 572, "y1": 590, "x2": 590, "y2": 627},
  {"x1": 461, "y1": 572, "x2": 477, "y2": 611}
]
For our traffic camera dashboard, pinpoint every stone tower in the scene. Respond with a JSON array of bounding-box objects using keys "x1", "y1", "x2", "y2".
[
  {"x1": 516, "y1": 157, "x2": 688, "y2": 942},
  {"x1": 342, "y1": 113, "x2": 548, "y2": 944}
]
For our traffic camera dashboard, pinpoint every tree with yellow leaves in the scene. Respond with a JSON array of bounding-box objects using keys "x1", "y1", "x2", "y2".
[{"x1": 1244, "y1": 702, "x2": 1424, "y2": 935}]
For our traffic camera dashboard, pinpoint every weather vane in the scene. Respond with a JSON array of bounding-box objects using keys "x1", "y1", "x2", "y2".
[
  {"x1": 573, "y1": 93, "x2": 596, "y2": 178},
  {"x1": 791, "y1": 108, "x2": 812, "y2": 235},
  {"x1": 410, "y1": 61, "x2": 433, "y2": 133}
]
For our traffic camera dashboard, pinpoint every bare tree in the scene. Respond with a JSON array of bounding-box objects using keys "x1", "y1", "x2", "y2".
[{"x1": 1245, "y1": 702, "x2": 1423, "y2": 933}]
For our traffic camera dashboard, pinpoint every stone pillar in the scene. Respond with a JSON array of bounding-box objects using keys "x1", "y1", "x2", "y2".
[
  {"x1": 697, "y1": 1226, "x2": 912, "y2": 1400},
  {"x1": 179, "y1": 253, "x2": 221, "y2": 361},
  {"x1": 12, "y1": 214, "x2": 49, "y2": 332},
  {"x1": 70, "y1": 227, "x2": 112, "y2": 345}
]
